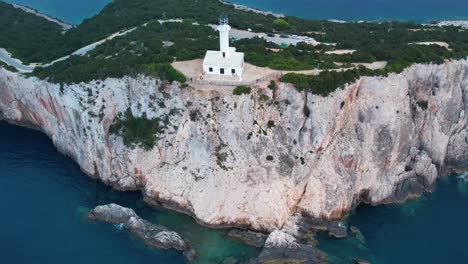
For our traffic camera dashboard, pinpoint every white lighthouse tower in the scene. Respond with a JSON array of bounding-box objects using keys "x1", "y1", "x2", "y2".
[
  {"x1": 203, "y1": 14, "x2": 245, "y2": 81},
  {"x1": 218, "y1": 14, "x2": 231, "y2": 58}
]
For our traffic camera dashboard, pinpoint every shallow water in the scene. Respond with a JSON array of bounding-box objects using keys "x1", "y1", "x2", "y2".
[{"x1": 317, "y1": 175, "x2": 468, "y2": 263}]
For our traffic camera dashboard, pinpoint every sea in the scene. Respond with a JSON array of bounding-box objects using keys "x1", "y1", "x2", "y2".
[
  {"x1": 2, "y1": 121, "x2": 468, "y2": 264},
  {"x1": 2, "y1": 0, "x2": 468, "y2": 263},
  {"x1": 4, "y1": 0, "x2": 468, "y2": 24}
]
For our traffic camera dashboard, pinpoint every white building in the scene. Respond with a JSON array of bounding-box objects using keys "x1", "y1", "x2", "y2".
[{"x1": 203, "y1": 15, "x2": 245, "y2": 81}]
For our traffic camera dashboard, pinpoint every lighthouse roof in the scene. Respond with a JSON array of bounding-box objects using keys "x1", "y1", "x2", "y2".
[{"x1": 203, "y1": 50, "x2": 244, "y2": 68}]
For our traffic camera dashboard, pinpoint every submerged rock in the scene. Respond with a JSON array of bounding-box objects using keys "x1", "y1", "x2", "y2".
[
  {"x1": 227, "y1": 229, "x2": 268, "y2": 248},
  {"x1": 328, "y1": 222, "x2": 348, "y2": 239},
  {"x1": 350, "y1": 225, "x2": 360, "y2": 234},
  {"x1": 256, "y1": 230, "x2": 326, "y2": 264},
  {"x1": 222, "y1": 257, "x2": 238, "y2": 264},
  {"x1": 86, "y1": 204, "x2": 194, "y2": 259},
  {"x1": 354, "y1": 258, "x2": 371, "y2": 264}
]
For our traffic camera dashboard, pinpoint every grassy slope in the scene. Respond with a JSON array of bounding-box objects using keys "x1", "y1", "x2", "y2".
[
  {"x1": 0, "y1": 0, "x2": 277, "y2": 63},
  {"x1": 0, "y1": 1, "x2": 64, "y2": 63},
  {"x1": 0, "y1": 0, "x2": 467, "y2": 90}
]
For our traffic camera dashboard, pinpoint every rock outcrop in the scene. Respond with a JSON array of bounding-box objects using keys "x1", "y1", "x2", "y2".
[
  {"x1": 256, "y1": 230, "x2": 326, "y2": 263},
  {"x1": 0, "y1": 60, "x2": 467, "y2": 232},
  {"x1": 227, "y1": 229, "x2": 269, "y2": 248},
  {"x1": 86, "y1": 204, "x2": 194, "y2": 258}
]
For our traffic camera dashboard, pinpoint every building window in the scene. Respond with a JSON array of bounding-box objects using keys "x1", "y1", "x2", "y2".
[
  {"x1": 220, "y1": 68, "x2": 225, "y2": 74},
  {"x1": 209, "y1": 67, "x2": 213, "y2": 72},
  {"x1": 231, "y1": 69, "x2": 236, "y2": 74}
]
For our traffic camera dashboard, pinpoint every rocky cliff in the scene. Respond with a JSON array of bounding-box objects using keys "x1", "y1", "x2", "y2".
[{"x1": 0, "y1": 60, "x2": 466, "y2": 232}]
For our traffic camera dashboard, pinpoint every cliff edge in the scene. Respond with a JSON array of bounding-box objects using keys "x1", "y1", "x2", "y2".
[{"x1": 0, "y1": 60, "x2": 466, "y2": 231}]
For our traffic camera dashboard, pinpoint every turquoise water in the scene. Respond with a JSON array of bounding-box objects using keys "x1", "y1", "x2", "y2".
[
  {"x1": 2, "y1": 121, "x2": 468, "y2": 263},
  {"x1": 5, "y1": 0, "x2": 468, "y2": 24},
  {"x1": 4, "y1": 0, "x2": 110, "y2": 24},
  {"x1": 0, "y1": 122, "x2": 259, "y2": 263},
  {"x1": 319, "y1": 175, "x2": 468, "y2": 263},
  {"x1": 2, "y1": 1, "x2": 468, "y2": 263}
]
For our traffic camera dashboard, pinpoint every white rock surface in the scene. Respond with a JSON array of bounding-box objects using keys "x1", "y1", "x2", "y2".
[
  {"x1": 264, "y1": 230, "x2": 299, "y2": 249},
  {"x1": 0, "y1": 60, "x2": 467, "y2": 231}
]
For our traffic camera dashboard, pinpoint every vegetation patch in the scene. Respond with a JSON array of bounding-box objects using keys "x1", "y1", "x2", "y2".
[
  {"x1": 0, "y1": 2, "x2": 65, "y2": 63},
  {"x1": 233, "y1": 85, "x2": 252, "y2": 95},
  {"x1": 190, "y1": 109, "x2": 202, "y2": 122},
  {"x1": 267, "y1": 120, "x2": 275, "y2": 128},
  {"x1": 1, "y1": 0, "x2": 466, "y2": 86},
  {"x1": 215, "y1": 143, "x2": 230, "y2": 171},
  {"x1": 273, "y1": 18, "x2": 290, "y2": 29},
  {"x1": 109, "y1": 108, "x2": 167, "y2": 150},
  {"x1": 281, "y1": 67, "x2": 385, "y2": 96},
  {"x1": 0, "y1": 60, "x2": 17, "y2": 72},
  {"x1": 32, "y1": 21, "x2": 208, "y2": 84},
  {"x1": 417, "y1": 100, "x2": 428, "y2": 110},
  {"x1": 268, "y1": 80, "x2": 277, "y2": 90}
]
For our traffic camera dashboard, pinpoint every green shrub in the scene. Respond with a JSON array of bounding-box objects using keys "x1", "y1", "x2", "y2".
[
  {"x1": 417, "y1": 100, "x2": 428, "y2": 110},
  {"x1": 267, "y1": 120, "x2": 275, "y2": 128},
  {"x1": 0, "y1": 61, "x2": 17, "y2": 72},
  {"x1": 259, "y1": 94, "x2": 270, "y2": 101},
  {"x1": 233, "y1": 85, "x2": 252, "y2": 95},
  {"x1": 109, "y1": 108, "x2": 166, "y2": 150},
  {"x1": 268, "y1": 80, "x2": 277, "y2": 90},
  {"x1": 281, "y1": 67, "x2": 385, "y2": 96}
]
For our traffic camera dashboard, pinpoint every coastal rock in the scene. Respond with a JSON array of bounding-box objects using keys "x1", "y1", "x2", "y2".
[
  {"x1": 350, "y1": 225, "x2": 360, "y2": 234},
  {"x1": 0, "y1": 60, "x2": 467, "y2": 231},
  {"x1": 354, "y1": 258, "x2": 371, "y2": 264},
  {"x1": 86, "y1": 203, "x2": 138, "y2": 224},
  {"x1": 328, "y1": 222, "x2": 348, "y2": 239},
  {"x1": 86, "y1": 204, "x2": 193, "y2": 257},
  {"x1": 227, "y1": 229, "x2": 268, "y2": 248},
  {"x1": 256, "y1": 230, "x2": 326, "y2": 263},
  {"x1": 124, "y1": 216, "x2": 188, "y2": 251}
]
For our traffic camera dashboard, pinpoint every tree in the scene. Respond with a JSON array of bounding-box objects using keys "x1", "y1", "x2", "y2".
[{"x1": 273, "y1": 18, "x2": 290, "y2": 29}]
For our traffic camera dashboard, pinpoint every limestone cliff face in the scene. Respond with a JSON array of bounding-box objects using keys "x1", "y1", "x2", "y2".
[{"x1": 0, "y1": 60, "x2": 466, "y2": 231}]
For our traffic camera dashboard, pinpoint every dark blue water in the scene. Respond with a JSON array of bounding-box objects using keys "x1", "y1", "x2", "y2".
[
  {"x1": 231, "y1": 0, "x2": 468, "y2": 22},
  {"x1": 5, "y1": 0, "x2": 468, "y2": 25},
  {"x1": 0, "y1": 122, "x2": 259, "y2": 263},
  {"x1": 2, "y1": 120, "x2": 468, "y2": 264}
]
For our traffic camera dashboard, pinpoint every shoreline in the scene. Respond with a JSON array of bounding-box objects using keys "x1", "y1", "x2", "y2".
[
  {"x1": 220, "y1": 0, "x2": 468, "y2": 24},
  {"x1": 427, "y1": 20, "x2": 468, "y2": 29},
  {"x1": 10, "y1": 3, "x2": 73, "y2": 30},
  {"x1": 219, "y1": 0, "x2": 285, "y2": 18}
]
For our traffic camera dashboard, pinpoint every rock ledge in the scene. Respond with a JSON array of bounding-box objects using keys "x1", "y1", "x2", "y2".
[{"x1": 86, "y1": 204, "x2": 195, "y2": 259}]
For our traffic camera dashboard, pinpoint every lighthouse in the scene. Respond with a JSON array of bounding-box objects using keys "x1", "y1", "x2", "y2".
[
  {"x1": 218, "y1": 14, "x2": 231, "y2": 58},
  {"x1": 203, "y1": 14, "x2": 245, "y2": 81}
]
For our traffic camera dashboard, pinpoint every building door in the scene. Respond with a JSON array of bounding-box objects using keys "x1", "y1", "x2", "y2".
[{"x1": 220, "y1": 68, "x2": 225, "y2": 74}]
